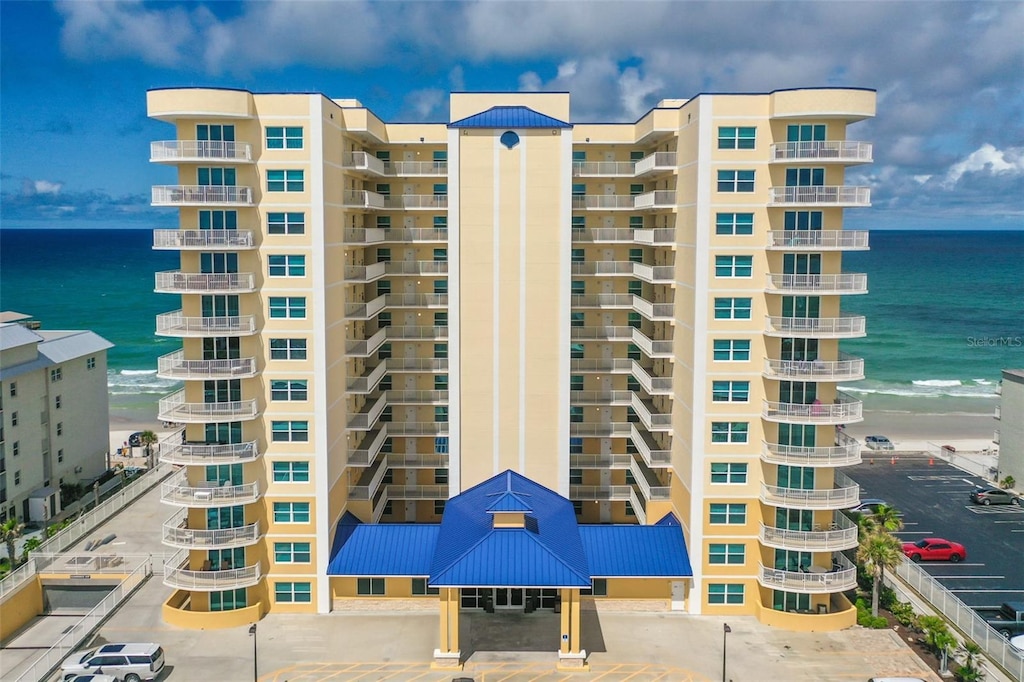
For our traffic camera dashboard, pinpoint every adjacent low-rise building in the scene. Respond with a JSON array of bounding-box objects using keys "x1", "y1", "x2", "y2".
[{"x1": 996, "y1": 369, "x2": 1024, "y2": 487}]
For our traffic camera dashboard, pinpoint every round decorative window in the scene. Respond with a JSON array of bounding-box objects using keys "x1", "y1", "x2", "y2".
[{"x1": 499, "y1": 131, "x2": 520, "y2": 149}]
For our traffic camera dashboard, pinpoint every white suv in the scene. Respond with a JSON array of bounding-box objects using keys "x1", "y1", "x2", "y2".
[{"x1": 61, "y1": 642, "x2": 165, "y2": 682}]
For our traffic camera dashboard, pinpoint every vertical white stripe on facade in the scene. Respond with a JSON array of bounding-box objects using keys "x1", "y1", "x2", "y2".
[
  {"x1": 557, "y1": 129, "x2": 573, "y2": 496},
  {"x1": 519, "y1": 134, "x2": 527, "y2": 474},
  {"x1": 492, "y1": 134, "x2": 501, "y2": 475},
  {"x1": 308, "y1": 95, "x2": 331, "y2": 614},
  {"x1": 447, "y1": 128, "x2": 462, "y2": 495},
  {"x1": 688, "y1": 95, "x2": 714, "y2": 615}
]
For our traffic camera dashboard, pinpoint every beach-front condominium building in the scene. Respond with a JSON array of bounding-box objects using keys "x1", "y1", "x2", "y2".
[
  {"x1": 147, "y1": 87, "x2": 875, "y2": 643},
  {"x1": 0, "y1": 313, "x2": 113, "y2": 525},
  {"x1": 995, "y1": 369, "x2": 1024, "y2": 487}
]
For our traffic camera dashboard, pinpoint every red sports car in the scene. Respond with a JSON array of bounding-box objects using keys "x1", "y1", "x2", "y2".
[{"x1": 902, "y1": 538, "x2": 966, "y2": 563}]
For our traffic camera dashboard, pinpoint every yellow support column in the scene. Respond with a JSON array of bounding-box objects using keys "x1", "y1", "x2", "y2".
[
  {"x1": 432, "y1": 587, "x2": 462, "y2": 669},
  {"x1": 557, "y1": 588, "x2": 588, "y2": 670}
]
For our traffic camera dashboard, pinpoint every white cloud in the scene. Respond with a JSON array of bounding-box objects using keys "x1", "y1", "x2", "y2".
[
  {"x1": 404, "y1": 89, "x2": 445, "y2": 120},
  {"x1": 944, "y1": 144, "x2": 1024, "y2": 187},
  {"x1": 32, "y1": 180, "x2": 63, "y2": 196}
]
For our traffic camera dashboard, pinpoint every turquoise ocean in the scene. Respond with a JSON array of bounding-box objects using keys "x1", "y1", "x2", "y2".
[{"x1": 1, "y1": 229, "x2": 1021, "y2": 420}]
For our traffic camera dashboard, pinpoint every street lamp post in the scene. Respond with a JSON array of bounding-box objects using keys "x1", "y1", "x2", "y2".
[
  {"x1": 722, "y1": 622, "x2": 732, "y2": 682},
  {"x1": 249, "y1": 623, "x2": 257, "y2": 681}
]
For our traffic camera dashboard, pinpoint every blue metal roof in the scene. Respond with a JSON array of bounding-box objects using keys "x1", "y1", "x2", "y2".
[
  {"x1": 449, "y1": 106, "x2": 572, "y2": 129},
  {"x1": 578, "y1": 522, "x2": 693, "y2": 578},
  {"x1": 327, "y1": 520, "x2": 440, "y2": 576},
  {"x1": 485, "y1": 491, "x2": 535, "y2": 513},
  {"x1": 429, "y1": 470, "x2": 590, "y2": 587}
]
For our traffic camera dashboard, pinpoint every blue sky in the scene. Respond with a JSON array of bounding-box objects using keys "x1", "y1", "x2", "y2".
[{"x1": 1, "y1": 0, "x2": 1022, "y2": 230}]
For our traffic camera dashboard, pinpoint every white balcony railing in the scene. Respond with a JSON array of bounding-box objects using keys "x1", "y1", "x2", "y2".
[
  {"x1": 760, "y1": 477, "x2": 859, "y2": 511},
  {"x1": 384, "y1": 195, "x2": 449, "y2": 210},
  {"x1": 157, "y1": 350, "x2": 256, "y2": 380},
  {"x1": 633, "y1": 152, "x2": 677, "y2": 176},
  {"x1": 343, "y1": 151, "x2": 387, "y2": 175},
  {"x1": 757, "y1": 554, "x2": 857, "y2": 594},
  {"x1": 569, "y1": 485, "x2": 632, "y2": 501},
  {"x1": 153, "y1": 229, "x2": 254, "y2": 250},
  {"x1": 633, "y1": 190, "x2": 676, "y2": 209},
  {"x1": 160, "y1": 471, "x2": 260, "y2": 507},
  {"x1": 162, "y1": 514, "x2": 261, "y2": 550},
  {"x1": 762, "y1": 392, "x2": 863, "y2": 425},
  {"x1": 152, "y1": 185, "x2": 253, "y2": 205},
  {"x1": 764, "y1": 315, "x2": 866, "y2": 338},
  {"x1": 572, "y1": 161, "x2": 636, "y2": 177},
  {"x1": 158, "y1": 390, "x2": 258, "y2": 423},
  {"x1": 763, "y1": 352, "x2": 864, "y2": 381},
  {"x1": 767, "y1": 230, "x2": 869, "y2": 250},
  {"x1": 159, "y1": 437, "x2": 259, "y2": 466},
  {"x1": 759, "y1": 514, "x2": 859, "y2": 552},
  {"x1": 155, "y1": 271, "x2": 256, "y2": 294},
  {"x1": 768, "y1": 186, "x2": 871, "y2": 206},
  {"x1": 150, "y1": 140, "x2": 253, "y2": 162},
  {"x1": 761, "y1": 432, "x2": 861, "y2": 467},
  {"x1": 572, "y1": 195, "x2": 636, "y2": 210},
  {"x1": 766, "y1": 273, "x2": 868, "y2": 294},
  {"x1": 155, "y1": 311, "x2": 257, "y2": 337},
  {"x1": 770, "y1": 141, "x2": 873, "y2": 163},
  {"x1": 391, "y1": 160, "x2": 448, "y2": 176},
  {"x1": 163, "y1": 560, "x2": 262, "y2": 591},
  {"x1": 343, "y1": 190, "x2": 387, "y2": 209}
]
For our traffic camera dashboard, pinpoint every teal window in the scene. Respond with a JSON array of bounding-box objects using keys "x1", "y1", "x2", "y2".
[
  {"x1": 571, "y1": 375, "x2": 584, "y2": 391},
  {"x1": 434, "y1": 406, "x2": 448, "y2": 423},
  {"x1": 357, "y1": 578, "x2": 385, "y2": 596},
  {"x1": 434, "y1": 280, "x2": 448, "y2": 294},
  {"x1": 712, "y1": 381, "x2": 750, "y2": 402},
  {"x1": 197, "y1": 124, "x2": 235, "y2": 142},
  {"x1": 275, "y1": 581, "x2": 312, "y2": 602},
  {"x1": 787, "y1": 124, "x2": 826, "y2": 142},
  {"x1": 581, "y1": 579, "x2": 608, "y2": 596},
  {"x1": 273, "y1": 502, "x2": 310, "y2": 523},
  {"x1": 572, "y1": 248, "x2": 585, "y2": 263},
  {"x1": 713, "y1": 298, "x2": 752, "y2": 320},
  {"x1": 709, "y1": 503, "x2": 746, "y2": 525},
  {"x1": 377, "y1": 216, "x2": 392, "y2": 229},
  {"x1": 210, "y1": 588, "x2": 246, "y2": 611},
  {"x1": 269, "y1": 296, "x2": 306, "y2": 318},
  {"x1": 274, "y1": 542, "x2": 311, "y2": 563},
  {"x1": 268, "y1": 255, "x2": 306, "y2": 277},
  {"x1": 629, "y1": 216, "x2": 644, "y2": 229},
  {"x1": 711, "y1": 422, "x2": 748, "y2": 444},
  {"x1": 630, "y1": 150, "x2": 645, "y2": 161},
  {"x1": 709, "y1": 543, "x2": 746, "y2": 565},
  {"x1": 266, "y1": 126, "x2": 303, "y2": 149},
  {"x1": 572, "y1": 183, "x2": 586, "y2": 196},
  {"x1": 627, "y1": 344, "x2": 641, "y2": 361},
  {"x1": 267, "y1": 212, "x2": 304, "y2": 234},
  {"x1": 199, "y1": 210, "x2": 238, "y2": 230},
  {"x1": 571, "y1": 281, "x2": 585, "y2": 295},
  {"x1": 433, "y1": 183, "x2": 447, "y2": 196},
  {"x1": 377, "y1": 343, "x2": 392, "y2": 360},
  {"x1": 629, "y1": 183, "x2": 645, "y2": 196},
  {"x1": 571, "y1": 312, "x2": 585, "y2": 327},
  {"x1": 628, "y1": 248, "x2": 643, "y2": 264},
  {"x1": 708, "y1": 583, "x2": 744, "y2": 605},
  {"x1": 572, "y1": 150, "x2": 586, "y2": 162},
  {"x1": 715, "y1": 255, "x2": 753, "y2": 278},
  {"x1": 715, "y1": 213, "x2": 754, "y2": 235},
  {"x1": 570, "y1": 406, "x2": 583, "y2": 423},
  {"x1": 432, "y1": 150, "x2": 447, "y2": 162},
  {"x1": 271, "y1": 380, "x2": 308, "y2": 401},
  {"x1": 784, "y1": 211, "x2": 823, "y2": 230},
  {"x1": 433, "y1": 248, "x2": 447, "y2": 262},
  {"x1": 272, "y1": 461, "x2": 310, "y2": 482},
  {"x1": 435, "y1": 437, "x2": 449, "y2": 454},
  {"x1": 718, "y1": 126, "x2": 756, "y2": 149},
  {"x1": 434, "y1": 343, "x2": 447, "y2": 359},
  {"x1": 572, "y1": 216, "x2": 586, "y2": 229},
  {"x1": 434, "y1": 374, "x2": 448, "y2": 391},
  {"x1": 569, "y1": 437, "x2": 583, "y2": 454},
  {"x1": 197, "y1": 167, "x2": 236, "y2": 186},
  {"x1": 711, "y1": 462, "x2": 748, "y2": 484},
  {"x1": 774, "y1": 590, "x2": 811, "y2": 612},
  {"x1": 627, "y1": 280, "x2": 642, "y2": 296},
  {"x1": 375, "y1": 183, "x2": 391, "y2": 197},
  {"x1": 433, "y1": 216, "x2": 448, "y2": 229},
  {"x1": 713, "y1": 340, "x2": 751, "y2": 361},
  {"x1": 375, "y1": 151, "x2": 390, "y2": 162},
  {"x1": 785, "y1": 168, "x2": 825, "y2": 187},
  {"x1": 412, "y1": 578, "x2": 439, "y2": 596},
  {"x1": 434, "y1": 312, "x2": 448, "y2": 327},
  {"x1": 378, "y1": 312, "x2": 392, "y2": 327},
  {"x1": 434, "y1": 468, "x2": 448, "y2": 484},
  {"x1": 376, "y1": 280, "x2": 391, "y2": 296},
  {"x1": 717, "y1": 170, "x2": 755, "y2": 192},
  {"x1": 627, "y1": 312, "x2": 641, "y2": 329},
  {"x1": 267, "y1": 170, "x2": 304, "y2": 192},
  {"x1": 271, "y1": 421, "x2": 308, "y2": 442},
  {"x1": 270, "y1": 338, "x2": 306, "y2": 360},
  {"x1": 571, "y1": 343, "x2": 584, "y2": 359}
]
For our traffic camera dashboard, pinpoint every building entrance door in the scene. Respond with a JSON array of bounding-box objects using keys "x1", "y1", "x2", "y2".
[{"x1": 493, "y1": 588, "x2": 525, "y2": 609}]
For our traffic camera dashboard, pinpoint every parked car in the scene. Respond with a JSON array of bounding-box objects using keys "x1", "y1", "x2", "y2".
[
  {"x1": 850, "y1": 498, "x2": 889, "y2": 515},
  {"x1": 902, "y1": 538, "x2": 966, "y2": 563},
  {"x1": 864, "y1": 435, "x2": 894, "y2": 450},
  {"x1": 69, "y1": 675, "x2": 120, "y2": 682},
  {"x1": 975, "y1": 602, "x2": 1024, "y2": 639},
  {"x1": 61, "y1": 642, "x2": 164, "y2": 682},
  {"x1": 969, "y1": 486, "x2": 1020, "y2": 506},
  {"x1": 1010, "y1": 633, "x2": 1024, "y2": 651}
]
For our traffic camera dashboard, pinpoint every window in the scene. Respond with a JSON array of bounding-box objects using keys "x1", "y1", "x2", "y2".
[
  {"x1": 434, "y1": 468, "x2": 448, "y2": 485},
  {"x1": 271, "y1": 421, "x2": 309, "y2": 442},
  {"x1": 434, "y1": 374, "x2": 448, "y2": 391},
  {"x1": 581, "y1": 579, "x2": 607, "y2": 596},
  {"x1": 713, "y1": 340, "x2": 751, "y2": 361},
  {"x1": 571, "y1": 344, "x2": 584, "y2": 359},
  {"x1": 713, "y1": 297, "x2": 752, "y2": 320},
  {"x1": 572, "y1": 248, "x2": 585, "y2": 263},
  {"x1": 377, "y1": 343, "x2": 392, "y2": 360},
  {"x1": 435, "y1": 437, "x2": 449, "y2": 454},
  {"x1": 783, "y1": 210, "x2": 823, "y2": 231},
  {"x1": 569, "y1": 437, "x2": 583, "y2": 454},
  {"x1": 708, "y1": 583, "x2": 745, "y2": 605},
  {"x1": 572, "y1": 216, "x2": 585, "y2": 229},
  {"x1": 377, "y1": 280, "x2": 391, "y2": 296},
  {"x1": 709, "y1": 503, "x2": 746, "y2": 525},
  {"x1": 718, "y1": 126, "x2": 756, "y2": 149},
  {"x1": 573, "y1": 500, "x2": 583, "y2": 515},
  {"x1": 433, "y1": 183, "x2": 447, "y2": 196},
  {"x1": 86, "y1": 357, "x2": 96, "y2": 370},
  {"x1": 434, "y1": 406, "x2": 448, "y2": 423},
  {"x1": 56, "y1": 423, "x2": 62, "y2": 436},
  {"x1": 273, "y1": 502, "x2": 311, "y2": 523},
  {"x1": 270, "y1": 338, "x2": 307, "y2": 360},
  {"x1": 711, "y1": 462, "x2": 748, "y2": 484},
  {"x1": 269, "y1": 296, "x2": 306, "y2": 319},
  {"x1": 785, "y1": 168, "x2": 825, "y2": 187},
  {"x1": 12, "y1": 442, "x2": 20, "y2": 456},
  {"x1": 433, "y1": 248, "x2": 447, "y2": 262},
  {"x1": 433, "y1": 216, "x2": 447, "y2": 229},
  {"x1": 200, "y1": 209, "x2": 238, "y2": 230},
  {"x1": 715, "y1": 255, "x2": 753, "y2": 278},
  {"x1": 412, "y1": 578, "x2": 439, "y2": 596},
  {"x1": 433, "y1": 150, "x2": 447, "y2": 162},
  {"x1": 9, "y1": 382, "x2": 16, "y2": 397},
  {"x1": 375, "y1": 183, "x2": 391, "y2": 197},
  {"x1": 197, "y1": 124, "x2": 235, "y2": 142},
  {"x1": 570, "y1": 468, "x2": 583, "y2": 485},
  {"x1": 267, "y1": 170, "x2": 304, "y2": 192},
  {"x1": 50, "y1": 368, "x2": 62, "y2": 382},
  {"x1": 268, "y1": 212, "x2": 305, "y2": 235},
  {"x1": 377, "y1": 215, "x2": 392, "y2": 230},
  {"x1": 629, "y1": 215, "x2": 644, "y2": 230},
  {"x1": 628, "y1": 248, "x2": 644, "y2": 264},
  {"x1": 266, "y1": 126, "x2": 303, "y2": 149},
  {"x1": 57, "y1": 448, "x2": 63, "y2": 463},
  {"x1": 357, "y1": 578, "x2": 385, "y2": 595},
  {"x1": 711, "y1": 422, "x2": 748, "y2": 443},
  {"x1": 434, "y1": 343, "x2": 447, "y2": 359},
  {"x1": 198, "y1": 167, "x2": 236, "y2": 186},
  {"x1": 629, "y1": 183, "x2": 645, "y2": 196},
  {"x1": 571, "y1": 312, "x2": 584, "y2": 327},
  {"x1": 717, "y1": 170, "x2": 755, "y2": 192},
  {"x1": 434, "y1": 312, "x2": 448, "y2": 327},
  {"x1": 274, "y1": 542, "x2": 311, "y2": 563},
  {"x1": 570, "y1": 375, "x2": 584, "y2": 391},
  {"x1": 572, "y1": 150, "x2": 586, "y2": 162},
  {"x1": 572, "y1": 183, "x2": 586, "y2": 196},
  {"x1": 715, "y1": 212, "x2": 754, "y2": 235},
  {"x1": 571, "y1": 281, "x2": 585, "y2": 295},
  {"x1": 787, "y1": 124, "x2": 826, "y2": 142},
  {"x1": 712, "y1": 381, "x2": 750, "y2": 402},
  {"x1": 14, "y1": 471, "x2": 20, "y2": 485},
  {"x1": 569, "y1": 406, "x2": 583, "y2": 423},
  {"x1": 268, "y1": 255, "x2": 306, "y2": 277},
  {"x1": 709, "y1": 543, "x2": 746, "y2": 565},
  {"x1": 275, "y1": 581, "x2": 312, "y2": 602},
  {"x1": 433, "y1": 280, "x2": 448, "y2": 295},
  {"x1": 10, "y1": 412, "x2": 17, "y2": 426},
  {"x1": 434, "y1": 500, "x2": 446, "y2": 515},
  {"x1": 273, "y1": 461, "x2": 310, "y2": 482},
  {"x1": 211, "y1": 588, "x2": 246, "y2": 611},
  {"x1": 54, "y1": 395, "x2": 62, "y2": 409}
]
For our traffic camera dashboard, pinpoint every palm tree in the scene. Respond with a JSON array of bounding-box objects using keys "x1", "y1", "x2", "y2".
[
  {"x1": 872, "y1": 504, "x2": 904, "y2": 533},
  {"x1": 139, "y1": 430, "x2": 159, "y2": 470},
  {"x1": 957, "y1": 640, "x2": 986, "y2": 681},
  {"x1": 856, "y1": 528, "x2": 903, "y2": 617},
  {"x1": 1, "y1": 517, "x2": 26, "y2": 567}
]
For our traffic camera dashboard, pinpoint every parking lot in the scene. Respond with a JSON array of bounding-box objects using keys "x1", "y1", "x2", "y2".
[{"x1": 846, "y1": 455, "x2": 1024, "y2": 609}]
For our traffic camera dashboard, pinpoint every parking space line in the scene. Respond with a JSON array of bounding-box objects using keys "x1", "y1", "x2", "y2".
[
  {"x1": 916, "y1": 562, "x2": 984, "y2": 567},
  {"x1": 949, "y1": 589, "x2": 1024, "y2": 593}
]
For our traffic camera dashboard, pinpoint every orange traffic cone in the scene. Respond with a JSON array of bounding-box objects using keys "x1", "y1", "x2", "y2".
[
  {"x1": 890, "y1": 455, "x2": 896, "y2": 465},
  {"x1": 929, "y1": 457, "x2": 934, "y2": 466}
]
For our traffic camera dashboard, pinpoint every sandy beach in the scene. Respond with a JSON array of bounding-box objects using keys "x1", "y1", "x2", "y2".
[
  {"x1": 108, "y1": 411, "x2": 175, "y2": 469},
  {"x1": 843, "y1": 409, "x2": 998, "y2": 454}
]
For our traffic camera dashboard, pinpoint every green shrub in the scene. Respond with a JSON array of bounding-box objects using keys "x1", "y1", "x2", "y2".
[
  {"x1": 879, "y1": 585, "x2": 898, "y2": 610},
  {"x1": 889, "y1": 600, "x2": 918, "y2": 628}
]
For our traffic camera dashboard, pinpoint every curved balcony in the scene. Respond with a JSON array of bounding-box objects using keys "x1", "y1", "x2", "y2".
[
  {"x1": 162, "y1": 513, "x2": 261, "y2": 550},
  {"x1": 757, "y1": 555, "x2": 857, "y2": 594},
  {"x1": 761, "y1": 432, "x2": 861, "y2": 467},
  {"x1": 158, "y1": 390, "x2": 258, "y2": 424},
  {"x1": 153, "y1": 229, "x2": 255, "y2": 250},
  {"x1": 156, "y1": 311, "x2": 257, "y2": 337},
  {"x1": 764, "y1": 315, "x2": 866, "y2": 339},
  {"x1": 762, "y1": 392, "x2": 862, "y2": 425},
  {"x1": 769, "y1": 141, "x2": 873, "y2": 164},
  {"x1": 159, "y1": 437, "x2": 260, "y2": 466},
  {"x1": 157, "y1": 350, "x2": 257, "y2": 380},
  {"x1": 759, "y1": 479, "x2": 859, "y2": 510},
  {"x1": 150, "y1": 140, "x2": 253, "y2": 163},
  {"x1": 152, "y1": 185, "x2": 253, "y2": 206},
  {"x1": 768, "y1": 186, "x2": 870, "y2": 207},
  {"x1": 766, "y1": 273, "x2": 867, "y2": 295},
  {"x1": 763, "y1": 353, "x2": 864, "y2": 382},
  {"x1": 164, "y1": 561, "x2": 262, "y2": 591},
  {"x1": 766, "y1": 230, "x2": 869, "y2": 251},
  {"x1": 759, "y1": 514, "x2": 859, "y2": 552},
  {"x1": 155, "y1": 271, "x2": 256, "y2": 294},
  {"x1": 161, "y1": 471, "x2": 260, "y2": 507}
]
